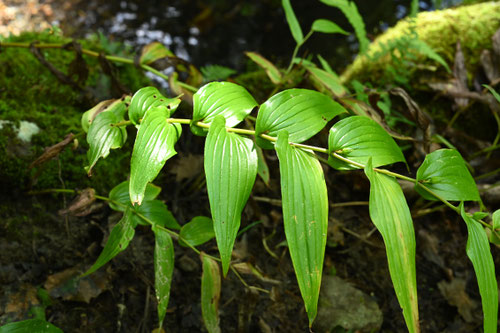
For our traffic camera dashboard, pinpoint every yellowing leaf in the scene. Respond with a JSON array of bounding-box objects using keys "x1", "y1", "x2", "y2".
[
  {"x1": 245, "y1": 51, "x2": 282, "y2": 84},
  {"x1": 153, "y1": 225, "x2": 175, "y2": 329},
  {"x1": 139, "y1": 42, "x2": 175, "y2": 66},
  {"x1": 275, "y1": 131, "x2": 328, "y2": 327},
  {"x1": 364, "y1": 159, "x2": 419, "y2": 333},
  {"x1": 200, "y1": 253, "x2": 221, "y2": 333},
  {"x1": 460, "y1": 203, "x2": 498, "y2": 333}
]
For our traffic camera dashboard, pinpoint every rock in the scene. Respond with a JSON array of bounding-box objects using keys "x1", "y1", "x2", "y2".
[{"x1": 314, "y1": 275, "x2": 383, "y2": 333}]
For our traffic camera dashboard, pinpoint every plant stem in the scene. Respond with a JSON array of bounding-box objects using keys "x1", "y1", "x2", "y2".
[
  {"x1": 0, "y1": 41, "x2": 198, "y2": 92},
  {"x1": 285, "y1": 30, "x2": 313, "y2": 74}
]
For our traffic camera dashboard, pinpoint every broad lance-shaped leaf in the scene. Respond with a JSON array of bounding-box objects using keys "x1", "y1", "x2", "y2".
[
  {"x1": 364, "y1": 159, "x2": 419, "y2": 333},
  {"x1": 200, "y1": 253, "x2": 221, "y2": 333},
  {"x1": 152, "y1": 224, "x2": 174, "y2": 330},
  {"x1": 306, "y1": 66, "x2": 348, "y2": 97},
  {"x1": 204, "y1": 116, "x2": 257, "y2": 276},
  {"x1": 139, "y1": 42, "x2": 175, "y2": 66},
  {"x1": 491, "y1": 209, "x2": 500, "y2": 245},
  {"x1": 255, "y1": 89, "x2": 346, "y2": 149},
  {"x1": 82, "y1": 207, "x2": 135, "y2": 277},
  {"x1": 328, "y1": 115, "x2": 405, "y2": 170},
  {"x1": 130, "y1": 106, "x2": 182, "y2": 205},
  {"x1": 191, "y1": 82, "x2": 258, "y2": 136},
  {"x1": 109, "y1": 180, "x2": 161, "y2": 212},
  {"x1": 256, "y1": 145, "x2": 271, "y2": 187},
  {"x1": 275, "y1": 131, "x2": 328, "y2": 327},
  {"x1": 129, "y1": 86, "x2": 181, "y2": 125},
  {"x1": 132, "y1": 200, "x2": 180, "y2": 230},
  {"x1": 282, "y1": 0, "x2": 303, "y2": 44},
  {"x1": 319, "y1": 0, "x2": 369, "y2": 53},
  {"x1": 81, "y1": 96, "x2": 130, "y2": 133},
  {"x1": 0, "y1": 319, "x2": 63, "y2": 333},
  {"x1": 245, "y1": 51, "x2": 282, "y2": 84},
  {"x1": 179, "y1": 216, "x2": 215, "y2": 247},
  {"x1": 416, "y1": 149, "x2": 479, "y2": 201},
  {"x1": 460, "y1": 203, "x2": 498, "y2": 333},
  {"x1": 311, "y1": 19, "x2": 348, "y2": 35},
  {"x1": 86, "y1": 111, "x2": 127, "y2": 175}
]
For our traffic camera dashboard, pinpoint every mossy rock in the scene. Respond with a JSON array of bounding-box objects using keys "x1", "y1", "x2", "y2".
[
  {"x1": 340, "y1": 2, "x2": 500, "y2": 87},
  {"x1": 0, "y1": 31, "x2": 152, "y2": 195}
]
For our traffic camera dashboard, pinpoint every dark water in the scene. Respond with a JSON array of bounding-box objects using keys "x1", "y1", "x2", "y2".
[{"x1": 63, "y1": 0, "x2": 436, "y2": 73}]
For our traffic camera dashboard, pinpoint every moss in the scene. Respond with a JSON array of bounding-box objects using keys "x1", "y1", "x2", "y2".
[
  {"x1": 340, "y1": 2, "x2": 500, "y2": 86},
  {"x1": 0, "y1": 31, "x2": 151, "y2": 195}
]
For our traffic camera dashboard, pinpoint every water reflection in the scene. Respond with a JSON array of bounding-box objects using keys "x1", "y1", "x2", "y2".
[{"x1": 61, "y1": 0, "x2": 430, "y2": 71}]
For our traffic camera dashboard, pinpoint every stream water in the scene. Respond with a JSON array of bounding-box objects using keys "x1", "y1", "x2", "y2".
[{"x1": 58, "y1": 0, "x2": 441, "y2": 72}]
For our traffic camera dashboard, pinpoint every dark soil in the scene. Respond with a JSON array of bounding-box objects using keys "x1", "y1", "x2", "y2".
[
  {"x1": 1, "y1": 131, "x2": 499, "y2": 332},
  {"x1": 1, "y1": 1, "x2": 500, "y2": 332}
]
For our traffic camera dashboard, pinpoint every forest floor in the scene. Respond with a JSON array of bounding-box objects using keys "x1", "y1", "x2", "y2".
[
  {"x1": 1, "y1": 128, "x2": 499, "y2": 332},
  {"x1": 1, "y1": 1, "x2": 500, "y2": 332}
]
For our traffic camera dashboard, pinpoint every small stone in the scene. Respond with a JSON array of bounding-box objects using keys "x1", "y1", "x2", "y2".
[{"x1": 314, "y1": 275, "x2": 383, "y2": 333}]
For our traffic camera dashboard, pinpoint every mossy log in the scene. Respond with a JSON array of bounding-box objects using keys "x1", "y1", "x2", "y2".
[{"x1": 340, "y1": 2, "x2": 500, "y2": 86}]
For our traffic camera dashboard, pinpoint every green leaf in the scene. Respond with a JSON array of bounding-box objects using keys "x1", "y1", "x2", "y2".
[
  {"x1": 152, "y1": 224, "x2": 175, "y2": 330},
  {"x1": 306, "y1": 66, "x2": 348, "y2": 97},
  {"x1": 130, "y1": 106, "x2": 182, "y2": 205},
  {"x1": 255, "y1": 89, "x2": 346, "y2": 149},
  {"x1": 317, "y1": 54, "x2": 335, "y2": 74},
  {"x1": 256, "y1": 145, "x2": 271, "y2": 187},
  {"x1": 139, "y1": 42, "x2": 175, "y2": 66},
  {"x1": 85, "y1": 111, "x2": 127, "y2": 175},
  {"x1": 319, "y1": 0, "x2": 369, "y2": 53},
  {"x1": 179, "y1": 216, "x2": 215, "y2": 247},
  {"x1": 408, "y1": 39, "x2": 451, "y2": 73},
  {"x1": 82, "y1": 207, "x2": 135, "y2": 277},
  {"x1": 415, "y1": 149, "x2": 480, "y2": 201},
  {"x1": 108, "y1": 180, "x2": 162, "y2": 212},
  {"x1": 491, "y1": 209, "x2": 500, "y2": 245},
  {"x1": 200, "y1": 253, "x2": 221, "y2": 333},
  {"x1": 191, "y1": 82, "x2": 258, "y2": 136},
  {"x1": 484, "y1": 84, "x2": 500, "y2": 103},
  {"x1": 328, "y1": 116, "x2": 406, "y2": 170},
  {"x1": 282, "y1": 0, "x2": 303, "y2": 44},
  {"x1": 245, "y1": 51, "x2": 282, "y2": 84},
  {"x1": 129, "y1": 86, "x2": 181, "y2": 125},
  {"x1": 0, "y1": 319, "x2": 63, "y2": 333},
  {"x1": 132, "y1": 200, "x2": 180, "y2": 230},
  {"x1": 200, "y1": 64, "x2": 237, "y2": 82},
  {"x1": 410, "y1": 0, "x2": 419, "y2": 17},
  {"x1": 460, "y1": 203, "x2": 498, "y2": 333},
  {"x1": 364, "y1": 159, "x2": 419, "y2": 333},
  {"x1": 81, "y1": 96, "x2": 130, "y2": 133},
  {"x1": 311, "y1": 19, "x2": 348, "y2": 35},
  {"x1": 493, "y1": 210, "x2": 500, "y2": 230},
  {"x1": 274, "y1": 131, "x2": 328, "y2": 327},
  {"x1": 204, "y1": 116, "x2": 258, "y2": 275}
]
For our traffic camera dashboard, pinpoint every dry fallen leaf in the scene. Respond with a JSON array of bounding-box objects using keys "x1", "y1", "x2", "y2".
[
  {"x1": 44, "y1": 266, "x2": 111, "y2": 303},
  {"x1": 438, "y1": 278, "x2": 477, "y2": 323},
  {"x1": 171, "y1": 153, "x2": 204, "y2": 182},
  {"x1": 59, "y1": 188, "x2": 97, "y2": 217},
  {"x1": 29, "y1": 133, "x2": 75, "y2": 169}
]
